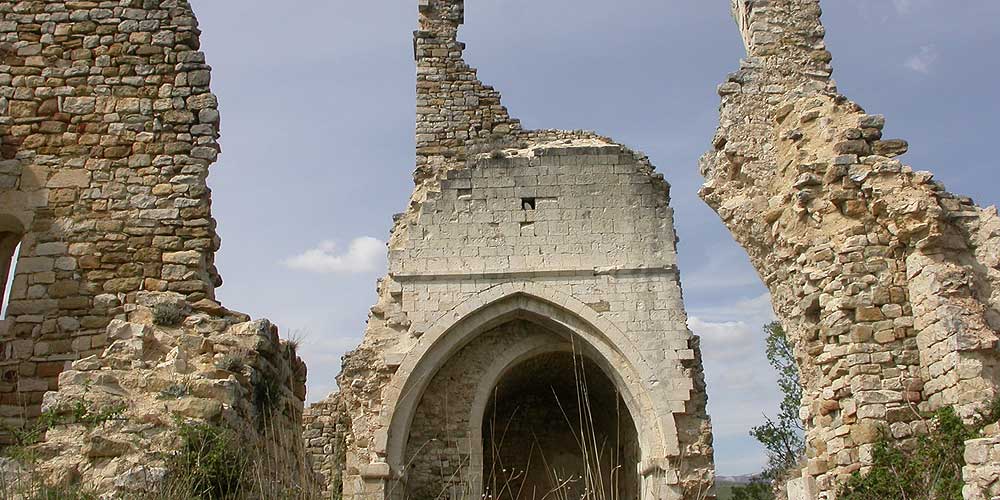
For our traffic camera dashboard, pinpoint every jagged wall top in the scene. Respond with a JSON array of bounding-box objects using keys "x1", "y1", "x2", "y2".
[
  {"x1": 412, "y1": 0, "x2": 524, "y2": 185},
  {"x1": 418, "y1": 0, "x2": 464, "y2": 35},
  {"x1": 727, "y1": 0, "x2": 833, "y2": 82}
]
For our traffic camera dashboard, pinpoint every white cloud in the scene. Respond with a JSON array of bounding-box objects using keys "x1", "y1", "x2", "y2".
[
  {"x1": 905, "y1": 45, "x2": 938, "y2": 74},
  {"x1": 283, "y1": 237, "x2": 386, "y2": 274},
  {"x1": 892, "y1": 0, "x2": 913, "y2": 14},
  {"x1": 688, "y1": 293, "x2": 783, "y2": 454}
]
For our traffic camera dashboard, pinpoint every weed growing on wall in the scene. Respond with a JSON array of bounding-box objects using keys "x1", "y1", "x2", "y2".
[{"x1": 839, "y1": 401, "x2": 1000, "y2": 500}]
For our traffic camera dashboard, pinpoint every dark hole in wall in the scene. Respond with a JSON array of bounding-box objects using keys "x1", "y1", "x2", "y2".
[{"x1": 482, "y1": 351, "x2": 640, "y2": 500}]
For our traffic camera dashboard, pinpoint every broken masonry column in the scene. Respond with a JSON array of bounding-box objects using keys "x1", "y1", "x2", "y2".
[{"x1": 701, "y1": 0, "x2": 1000, "y2": 498}]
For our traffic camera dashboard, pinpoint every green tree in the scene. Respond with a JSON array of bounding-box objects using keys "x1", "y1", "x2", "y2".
[
  {"x1": 751, "y1": 322, "x2": 805, "y2": 481},
  {"x1": 731, "y1": 480, "x2": 773, "y2": 500},
  {"x1": 731, "y1": 322, "x2": 805, "y2": 500}
]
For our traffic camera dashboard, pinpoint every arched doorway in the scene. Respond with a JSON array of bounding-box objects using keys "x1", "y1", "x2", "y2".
[
  {"x1": 389, "y1": 289, "x2": 660, "y2": 500},
  {"x1": 482, "y1": 350, "x2": 640, "y2": 500}
]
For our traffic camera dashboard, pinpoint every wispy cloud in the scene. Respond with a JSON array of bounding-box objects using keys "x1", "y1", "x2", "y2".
[
  {"x1": 905, "y1": 45, "x2": 938, "y2": 74},
  {"x1": 688, "y1": 292, "x2": 776, "y2": 327},
  {"x1": 283, "y1": 237, "x2": 386, "y2": 274}
]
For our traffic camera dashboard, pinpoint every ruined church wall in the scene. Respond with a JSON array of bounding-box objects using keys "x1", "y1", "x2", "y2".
[
  {"x1": 0, "y1": 0, "x2": 224, "y2": 436},
  {"x1": 704, "y1": 1, "x2": 1000, "y2": 497},
  {"x1": 317, "y1": 0, "x2": 715, "y2": 498},
  {"x1": 329, "y1": 141, "x2": 714, "y2": 500}
]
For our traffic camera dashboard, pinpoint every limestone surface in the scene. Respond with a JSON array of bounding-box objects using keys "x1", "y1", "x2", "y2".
[
  {"x1": 702, "y1": 1, "x2": 1000, "y2": 497},
  {"x1": 311, "y1": 1, "x2": 715, "y2": 499}
]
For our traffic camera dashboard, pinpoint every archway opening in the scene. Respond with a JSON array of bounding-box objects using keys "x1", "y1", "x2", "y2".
[{"x1": 482, "y1": 351, "x2": 640, "y2": 500}]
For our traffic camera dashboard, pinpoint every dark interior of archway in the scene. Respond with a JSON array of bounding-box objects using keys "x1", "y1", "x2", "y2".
[{"x1": 482, "y1": 351, "x2": 640, "y2": 500}]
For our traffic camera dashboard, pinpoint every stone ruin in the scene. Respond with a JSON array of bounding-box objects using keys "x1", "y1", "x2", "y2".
[
  {"x1": 700, "y1": 1, "x2": 1000, "y2": 498},
  {"x1": 0, "y1": 0, "x2": 310, "y2": 495},
  {"x1": 0, "y1": 0, "x2": 997, "y2": 499},
  {"x1": 311, "y1": 0, "x2": 716, "y2": 497}
]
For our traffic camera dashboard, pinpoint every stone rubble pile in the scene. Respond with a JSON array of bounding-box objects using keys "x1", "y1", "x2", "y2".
[{"x1": 27, "y1": 292, "x2": 310, "y2": 495}]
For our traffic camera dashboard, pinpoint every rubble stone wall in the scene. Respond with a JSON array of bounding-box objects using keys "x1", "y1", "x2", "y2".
[
  {"x1": 303, "y1": 391, "x2": 349, "y2": 498},
  {"x1": 704, "y1": 0, "x2": 1000, "y2": 497},
  {"x1": 313, "y1": 0, "x2": 715, "y2": 498},
  {"x1": 0, "y1": 1, "x2": 314, "y2": 497},
  {"x1": 964, "y1": 425, "x2": 1000, "y2": 500},
  {"x1": 0, "y1": 0, "x2": 225, "y2": 437}
]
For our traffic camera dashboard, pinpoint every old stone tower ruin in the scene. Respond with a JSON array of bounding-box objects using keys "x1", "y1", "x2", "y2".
[{"x1": 0, "y1": 0, "x2": 999, "y2": 499}]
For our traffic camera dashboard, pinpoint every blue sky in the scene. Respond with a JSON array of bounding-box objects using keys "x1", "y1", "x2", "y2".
[{"x1": 191, "y1": 0, "x2": 1000, "y2": 476}]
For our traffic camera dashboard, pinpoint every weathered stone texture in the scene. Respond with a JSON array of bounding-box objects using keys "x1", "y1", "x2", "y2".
[
  {"x1": 309, "y1": 0, "x2": 715, "y2": 498},
  {"x1": 304, "y1": 391, "x2": 349, "y2": 497},
  {"x1": 0, "y1": 0, "x2": 226, "y2": 436},
  {"x1": 703, "y1": 0, "x2": 1000, "y2": 497},
  {"x1": 33, "y1": 292, "x2": 311, "y2": 495},
  {"x1": 0, "y1": 2, "x2": 315, "y2": 496},
  {"x1": 963, "y1": 425, "x2": 1000, "y2": 500}
]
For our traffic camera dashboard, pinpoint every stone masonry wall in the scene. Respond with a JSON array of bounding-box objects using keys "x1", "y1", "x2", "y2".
[
  {"x1": 313, "y1": 0, "x2": 716, "y2": 498},
  {"x1": 0, "y1": 0, "x2": 225, "y2": 438},
  {"x1": 303, "y1": 391, "x2": 350, "y2": 498},
  {"x1": 702, "y1": 0, "x2": 1000, "y2": 497},
  {"x1": 964, "y1": 424, "x2": 1000, "y2": 500},
  {"x1": 0, "y1": 1, "x2": 316, "y2": 497},
  {"x1": 330, "y1": 138, "x2": 715, "y2": 500}
]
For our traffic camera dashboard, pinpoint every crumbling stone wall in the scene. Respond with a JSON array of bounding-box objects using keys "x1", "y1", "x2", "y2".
[
  {"x1": 0, "y1": 1, "x2": 314, "y2": 496},
  {"x1": 34, "y1": 291, "x2": 311, "y2": 496},
  {"x1": 964, "y1": 424, "x2": 1000, "y2": 500},
  {"x1": 702, "y1": 0, "x2": 1000, "y2": 497},
  {"x1": 0, "y1": 0, "x2": 225, "y2": 437},
  {"x1": 313, "y1": 0, "x2": 716, "y2": 499},
  {"x1": 304, "y1": 391, "x2": 349, "y2": 497}
]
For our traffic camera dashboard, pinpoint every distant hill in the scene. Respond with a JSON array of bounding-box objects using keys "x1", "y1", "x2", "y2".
[
  {"x1": 717, "y1": 474, "x2": 756, "y2": 485},
  {"x1": 716, "y1": 475, "x2": 760, "y2": 500}
]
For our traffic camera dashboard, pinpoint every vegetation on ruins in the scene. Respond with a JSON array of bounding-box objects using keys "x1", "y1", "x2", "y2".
[
  {"x1": 838, "y1": 400, "x2": 1000, "y2": 500},
  {"x1": 159, "y1": 383, "x2": 191, "y2": 400},
  {"x1": 731, "y1": 322, "x2": 804, "y2": 500},
  {"x1": 0, "y1": 392, "x2": 125, "y2": 500},
  {"x1": 152, "y1": 302, "x2": 187, "y2": 327},
  {"x1": 2, "y1": 416, "x2": 318, "y2": 500},
  {"x1": 160, "y1": 421, "x2": 246, "y2": 499}
]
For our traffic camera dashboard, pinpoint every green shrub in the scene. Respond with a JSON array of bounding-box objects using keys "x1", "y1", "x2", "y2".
[
  {"x1": 171, "y1": 422, "x2": 247, "y2": 499},
  {"x1": 29, "y1": 484, "x2": 99, "y2": 500},
  {"x1": 838, "y1": 405, "x2": 989, "y2": 500},
  {"x1": 730, "y1": 480, "x2": 773, "y2": 500},
  {"x1": 253, "y1": 377, "x2": 281, "y2": 423}
]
